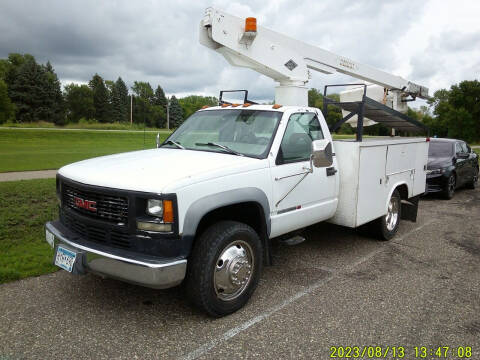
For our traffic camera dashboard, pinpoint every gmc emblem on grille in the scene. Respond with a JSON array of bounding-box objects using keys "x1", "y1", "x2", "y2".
[{"x1": 74, "y1": 196, "x2": 97, "y2": 212}]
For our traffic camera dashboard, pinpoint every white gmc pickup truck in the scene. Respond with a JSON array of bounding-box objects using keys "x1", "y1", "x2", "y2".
[{"x1": 45, "y1": 104, "x2": 428, "y2": 316}]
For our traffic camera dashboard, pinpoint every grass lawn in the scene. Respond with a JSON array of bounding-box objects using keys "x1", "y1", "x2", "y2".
[
  {"x1": 0, "y1": 129, "x2": 170, "y2": 172},
  {"x1": 0, "y1": 179, "x2": 58, "y2": 284},
  {"x1": 1, "y1": 121, "x2": 168, "y2": 131}
]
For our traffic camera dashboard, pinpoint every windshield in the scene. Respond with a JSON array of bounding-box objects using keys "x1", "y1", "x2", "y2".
[
  {"x1": 163, "y1": 109, "x2": 282, "y2": 158},
  {"x1": 428, "y1": 141, "x2": 453, "y2": 157}
]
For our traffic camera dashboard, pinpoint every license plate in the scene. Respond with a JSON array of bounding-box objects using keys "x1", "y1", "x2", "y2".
[
  {"x1": 55, "y1": 246, "x2": 77, "y2": 272},
  {"x1": 46, "y1": 229, "x2": 55, "y2": 248}
]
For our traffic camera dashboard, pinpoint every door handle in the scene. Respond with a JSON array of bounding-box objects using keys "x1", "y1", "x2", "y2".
[{"x1": 326, "y1": 167, "x2": 337, "y2": 176}]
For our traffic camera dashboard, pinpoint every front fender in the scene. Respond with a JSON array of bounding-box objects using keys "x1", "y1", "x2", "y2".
[{"x1": 180, "y1": 187, "x2": 271, "y2": 255}]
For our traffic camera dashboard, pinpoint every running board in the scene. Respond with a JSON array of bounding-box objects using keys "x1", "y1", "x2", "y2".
[{"x1": 279, "y1": 235, "x2": 306, "y2": 246}]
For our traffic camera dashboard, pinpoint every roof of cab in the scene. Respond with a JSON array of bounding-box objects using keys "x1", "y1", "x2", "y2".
[{"x1": 197, "y1": 104, "x2": 314, "y2": 112}]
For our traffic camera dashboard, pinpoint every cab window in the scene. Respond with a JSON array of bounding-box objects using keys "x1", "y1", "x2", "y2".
[
  {"x1": 455, "y1": 142, "x2": 464, "y2": 155},
  {"x1": 276, "y1": 113, "x2": 324, "y2": 164}
]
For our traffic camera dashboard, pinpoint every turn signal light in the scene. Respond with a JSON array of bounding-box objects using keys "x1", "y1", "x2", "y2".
[
  {"x1": 163, "y1": 200, "x2": 174, "y2": 223},
  {"x1": 245, "y1": 17, "x2": 257, "y2": 32}
]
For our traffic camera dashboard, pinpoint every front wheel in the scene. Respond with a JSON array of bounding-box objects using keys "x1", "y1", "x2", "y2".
[
  {"x1": 371, "y1": 189, "x2": 402, "y2": 241},
  {"x1": 185, "y1": 221, "x2": 263, "y2": 317},
  {"x1": 443, "y1": 173, "x2": 456, "y2": 199}
]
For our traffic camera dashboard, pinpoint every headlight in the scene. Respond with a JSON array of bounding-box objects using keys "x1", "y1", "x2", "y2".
[
  {"x1": 426, "y1": 168, "x2": 445, "y2": 175},
  {"x1": 146, "y1": 199, "x2": 163, "y2": 217},
  {"x1": 140, "y1": 199, "x2": 175, "y2": 232}
]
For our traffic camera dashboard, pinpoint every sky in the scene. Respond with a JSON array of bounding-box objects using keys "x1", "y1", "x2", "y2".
[{"x1": 1, "y1": 0, "x2": 479, "y2": 105}]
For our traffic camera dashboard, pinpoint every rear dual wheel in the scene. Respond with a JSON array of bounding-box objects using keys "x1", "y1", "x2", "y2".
[{"x1": 371, "y1": 189, "x2": 401, "y2": 241}]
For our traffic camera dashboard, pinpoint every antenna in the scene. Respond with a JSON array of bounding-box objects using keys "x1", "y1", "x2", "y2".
[{"x1": 143, "y1": 88, "x2": 146, "y2": 149}]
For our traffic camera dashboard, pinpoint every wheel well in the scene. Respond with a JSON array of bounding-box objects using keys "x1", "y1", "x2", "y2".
[
  {"x1": 195, "y1": 202, "x2": 267, "y2": 243},
  {"x1": 395, "y1": 184, "x2": 409, "y2": 200}
]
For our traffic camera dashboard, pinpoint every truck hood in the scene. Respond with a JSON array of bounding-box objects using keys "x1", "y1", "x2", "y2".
[{"x1": 58, "y1": 149, "x2": 265, "y2": 193}]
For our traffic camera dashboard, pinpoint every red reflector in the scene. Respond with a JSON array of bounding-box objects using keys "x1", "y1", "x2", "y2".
[
  {"x1": 296, "y1": 205, "x2": 301, "y2": 209},
  {"x1": 426, "y1": 137, "x2": 430, "y2": 142}
]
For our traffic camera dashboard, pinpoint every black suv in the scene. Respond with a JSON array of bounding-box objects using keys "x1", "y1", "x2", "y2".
[{"x1": 426, "y1": 138, "x2": 478, "y2": 199}]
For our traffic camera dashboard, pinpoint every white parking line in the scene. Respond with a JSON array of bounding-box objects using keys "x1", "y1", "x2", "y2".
[{"x1": 181, "y1": 220, "x2": 436, "y2": 360}]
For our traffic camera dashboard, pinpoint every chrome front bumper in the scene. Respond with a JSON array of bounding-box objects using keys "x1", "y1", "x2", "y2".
[{"x1": 45, "y1": 221, "x2": 187, "y2": 289}]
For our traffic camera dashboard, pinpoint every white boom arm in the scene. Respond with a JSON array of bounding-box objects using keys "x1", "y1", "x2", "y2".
[{"x1": 200, "y1": 7, "x2": 429, "y2": 108}]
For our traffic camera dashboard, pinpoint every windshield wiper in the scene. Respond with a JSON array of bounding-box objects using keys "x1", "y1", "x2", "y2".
[
  {"x1": 162, "y1": 140, "x2": 185, "y2": 149},
  {"x1": 195, "y1": 142, "x2": 244, "y2": 156}
]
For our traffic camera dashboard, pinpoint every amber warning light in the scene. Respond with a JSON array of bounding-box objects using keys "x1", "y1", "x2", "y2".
[
  {"x1": 240, "y1": 17, "x2": 257, "y2": 45},
  {"x1": 245, "y1": 17, "x2": 257, "y2": 32}
]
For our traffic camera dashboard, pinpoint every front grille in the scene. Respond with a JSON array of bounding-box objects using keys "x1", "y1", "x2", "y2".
[
  {"x1": 62, "y1": 210, "x2": 132, "y2": 249},
  {"x1": 63, "y1": 183, "x2": 129, "y2": 225}
]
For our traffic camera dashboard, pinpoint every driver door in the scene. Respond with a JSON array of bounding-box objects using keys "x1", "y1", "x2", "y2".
[{"x1": 269, "y1": 112, "x2": 337, "y2": 238}]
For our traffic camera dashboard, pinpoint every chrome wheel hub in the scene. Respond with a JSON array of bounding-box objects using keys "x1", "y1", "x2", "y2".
[
  {"x1": 386, "y1": 196, "x2": 399, "y2": 231},
  {"x1": 214, "y1": 240, "x2": 254, "y2": 301}
]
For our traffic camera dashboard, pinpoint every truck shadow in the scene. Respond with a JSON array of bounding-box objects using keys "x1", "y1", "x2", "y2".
[{"x1": 61, "y1": 221, "x2": 376, "y2": 321}]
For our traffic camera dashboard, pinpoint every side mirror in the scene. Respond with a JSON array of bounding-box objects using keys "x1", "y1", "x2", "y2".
[
  {"x1": 156, "y1": 133, "x2": 160, "y2": 148},
  {"x1": 311, "y1": 139, "x2": 333, "y2": 168}
]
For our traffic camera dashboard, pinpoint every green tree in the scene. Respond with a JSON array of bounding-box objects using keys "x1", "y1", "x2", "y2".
[
  {"x1": 64, "y1": 83, "x2": 95, "y2": 122},
  {"x1": 152, "y1": 85, "x2": 168, "y2": 127},
  {"x1": 113, "y1": 77, "x2": 129, "y2": 122},
  {"x1": 132, "y1": 81, "x2": 154, "y2": 102},
  {"x1": 427, "y1": 80, "x2": 480, "y2": 142},
  {"x1": 154, "y1": 85, "x2": 167, "y2": 108},
  {"x1": 89, "y1": 74, "x2": 110, "y2": 122},
  {"x1": 43, "y1": 61, "x2": 65, "y2": 124},
  {"x1": 1, "y1": 55, "x2": 65, "y2": 123},
  {"x1": 131, "y1": 82, "x2": 155, "y2": 126},
  {"x1": 0, "y1": 79, "x2": 16, "y2": 123},
  {"x1": 0, "y1": 59, "x2": 9, "y2": 81},
  {"x1": 169, "y1": 95, "x2": 183, "y2": 128},
  {"x1": 8, "y1": 57, "x2": 48, "y2": 122},
  {"x1": 3, "y1": 53, "x2": 36, "y2": 92},
  {"x1": 151, "y1": 105, "x2": 166, "y2": 128},
  {"x1": 178, "y1": 95, "x2": 218, "y2": 119}
]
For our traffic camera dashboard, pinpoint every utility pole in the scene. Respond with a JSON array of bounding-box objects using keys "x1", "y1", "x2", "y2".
[{"x1": 130, "y1": 95, "x2": 133, "y2": 125}]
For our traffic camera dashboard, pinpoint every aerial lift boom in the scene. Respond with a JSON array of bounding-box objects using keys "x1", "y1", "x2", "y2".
[{"x1": 200, "y1": 7, "x2": 429, "y2": 110}]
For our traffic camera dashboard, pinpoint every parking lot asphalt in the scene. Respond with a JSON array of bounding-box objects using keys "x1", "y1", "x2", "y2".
[{"x1": 1, "y1": 187, "x2": 479, "y2": 359}]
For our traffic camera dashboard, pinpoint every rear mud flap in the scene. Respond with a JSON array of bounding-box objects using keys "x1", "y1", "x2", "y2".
[{"x1": 401, "y1": 196, "x2": 420, "y2": 222}]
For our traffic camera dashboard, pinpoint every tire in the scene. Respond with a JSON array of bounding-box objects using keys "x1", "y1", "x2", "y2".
[
  {"x1": 371, "y1": 189, "x2": 401, "y2": 241},
  {"x1": 466, "y1": 168, "x2": 478, "y2": 189},
  {"x1": 185, "y1": 221, "x2": 263, "y2": 317},
  {"x1": 443, "y1": 173, "x2": 456, "y2": 199}
]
